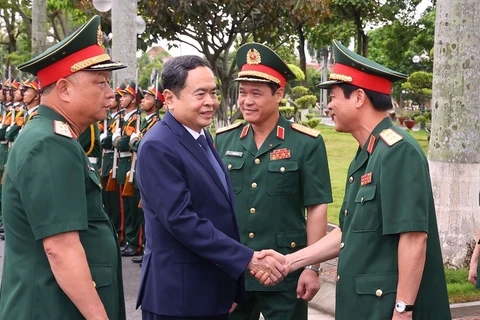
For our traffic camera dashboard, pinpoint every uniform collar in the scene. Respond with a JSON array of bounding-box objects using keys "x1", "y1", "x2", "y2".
[{"x1": 38, "y1": 105, "x2": 68, "y2": 122}]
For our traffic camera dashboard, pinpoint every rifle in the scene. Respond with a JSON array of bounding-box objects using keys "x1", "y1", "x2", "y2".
[
  {"x1": 105, "y1": 108, "x2": 123, "y2": 191},
  {"x1": 122, "y1": 69, "x2": 140, "y2": 197}
]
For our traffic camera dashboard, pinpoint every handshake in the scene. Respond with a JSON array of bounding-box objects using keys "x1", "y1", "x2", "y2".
[{"x1": 246, "y1": 250, "x2": 292, "y2": 286}]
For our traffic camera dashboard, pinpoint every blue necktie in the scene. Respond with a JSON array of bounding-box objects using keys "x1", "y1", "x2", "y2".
[{"x1": 197, "y1": 135, "x2": 228, "y2": 193}]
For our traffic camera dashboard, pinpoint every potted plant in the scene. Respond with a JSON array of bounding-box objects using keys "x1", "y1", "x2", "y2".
[
  {"x1": 403, "y1": 110, "x2": 417, "y2": 130},
  {"x1": 397, "y1": 109, "x2": 407, "y2": 126}
]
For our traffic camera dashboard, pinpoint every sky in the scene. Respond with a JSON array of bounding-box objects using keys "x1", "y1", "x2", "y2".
[{"x1": 148, "y1": 0, "x2": 433, "y2": 60}]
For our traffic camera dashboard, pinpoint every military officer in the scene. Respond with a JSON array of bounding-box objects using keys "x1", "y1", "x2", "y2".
[
  {"x1": 113, "y1": 80, "x2": 144, "y2": 256},
  {"x1": 215, "y1": 43, "x2": 333, "y2": 320},
  {"x1": 99, "y1": 83, "x2": 126, "y2": 240},
  {"x1": 129, "y1": 83, "x2": 163, "y2": 264},
  {"x1": 0, "y1": 16, "x2": 127, "y2": 320},
  {"x1": 272, "y1": 40, "x2": 452, "y2": 320}
]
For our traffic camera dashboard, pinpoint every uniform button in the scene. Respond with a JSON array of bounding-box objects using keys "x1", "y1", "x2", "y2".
[
  {"x1": 360, "y1": 196, "x2": 364, "y2": 203},
  {"x1": 249, "y1": 232, "x2": 255, "y2": 239},
  {"x1": 251, "y1": 182, "x2": 257, "y2": 188},
  {"x1": 227, "y1": 164, "x2": 232, "y2": 170},
  {"x1": 280, "y1": 167, "x2": 286, "y2": 173},
  {"x1": 336, "y1": 275, "x2": 340, "y2": 282},
  {"x1": 93, "y1": 281, "x2": 96, "y2": 288},
  {"x1": 344, "y1": 209, "x2": 348, "y2": 216},
  {"x1": 254, "y1": 158, "x2": 260, "y2": 164},
  {"x1": 349, "y1": 176, "x2": 354, "y2": 183},
  {"x1": 250, "y1": 208, "x2": 256, "y2": 214},
  {"x1": 376, "y1": 289, "x2": 383, "y2": 297},
  {"x1": 290, "y1": 242, "x2": 296, "y2": 248},
  {"x1": 340, "y1": 242, "x2": 344, "y2": 249}
]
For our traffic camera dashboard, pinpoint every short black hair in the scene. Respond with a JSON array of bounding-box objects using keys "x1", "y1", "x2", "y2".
[
  {"x1": 337, "y1": 83, "x2": 392, "y2": 111},
  {"x1": 162, "y1": 56, "x2": 212, "y2": 97}
]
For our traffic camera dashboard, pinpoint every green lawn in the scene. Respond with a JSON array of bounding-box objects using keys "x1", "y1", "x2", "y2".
[
  {"x1": 445, "y1": 268, "x2": 480, "y2": 303},
  {"x1": 319, "y1": 122, "x2": 430, "y2": 224}
]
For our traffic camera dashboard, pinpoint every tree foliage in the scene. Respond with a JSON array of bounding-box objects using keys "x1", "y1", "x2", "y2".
[{"x1": 401, "y1": 71, "x2": 433, "y2": 105}]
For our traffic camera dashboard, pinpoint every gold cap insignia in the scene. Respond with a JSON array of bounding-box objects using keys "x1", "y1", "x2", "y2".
[
  {"x1": 329, "y1": 73, "x2": 353, "y2": 82},
  {"x1": 246, "y1": 49, "x2": 261, "y2": 65},
  {"x1": 97, "y1": 25, "x2": 103, "y2": 47}
]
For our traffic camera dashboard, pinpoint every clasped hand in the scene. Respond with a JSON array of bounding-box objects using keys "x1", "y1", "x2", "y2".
[{"x1": 247, "y1": 250, "x2": 290, "y2": 286}]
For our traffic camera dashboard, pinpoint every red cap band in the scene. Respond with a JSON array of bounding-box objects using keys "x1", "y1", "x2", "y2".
[
  {"x1": 37, "y1": 45, "x2": 108, "y2": 87},
  {"x1": 240, "y1": 64, "x2": 287, "y2": 87},
  {"x1": 332, "y1": 64, "x2": 392, "y2": 95}
]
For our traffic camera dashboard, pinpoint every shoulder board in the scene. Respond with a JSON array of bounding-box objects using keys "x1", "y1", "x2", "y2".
[
  {"x1": 291, "y1": 123, "x2": 320, "y2": 138},
  {"x1": 53, "y1": 120, "x2": 74, "y2": 138},
  {"x1": 215, "y1": 122, "x2": 243, "y2": 135},
  {"x1": 379, "y1": 128, "x2": 403, "y2": 147}
]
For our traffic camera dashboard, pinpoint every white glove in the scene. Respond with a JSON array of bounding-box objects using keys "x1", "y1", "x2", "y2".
[
  {"x1": 99, "y1": 132, "x2": 107, "y2": 143},
  {"x1": 112, "y1": 128, "x2": 121, "y2": 142},
  {"x1": 6, "y1": 126, "x2": 12, "y2": 132},
  {"x1": 129, "y1": 132, "x2": 139, "y2": 142}
]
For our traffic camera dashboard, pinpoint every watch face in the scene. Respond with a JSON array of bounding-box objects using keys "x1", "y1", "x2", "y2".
[{"x1": 395, "y1": 301, "x2": 406, "y2": 312}]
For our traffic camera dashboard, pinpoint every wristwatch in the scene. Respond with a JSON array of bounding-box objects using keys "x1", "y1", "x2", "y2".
[
  {"x1": 395, "y1": 301, "x2": 414, "y2": 313},
  {"x1": 305, "y1": 265, "x2": 322, "y2": 276}
]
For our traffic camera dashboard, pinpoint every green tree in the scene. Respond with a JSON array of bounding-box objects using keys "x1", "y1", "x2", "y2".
[{"x1": 401, "y1": 71, "x2": 433, "y2": 107}]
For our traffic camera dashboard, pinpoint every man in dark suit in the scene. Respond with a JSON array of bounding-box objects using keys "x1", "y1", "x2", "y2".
[{"x1": 136, "y1": 55, "x2": 286, "y2": 320}]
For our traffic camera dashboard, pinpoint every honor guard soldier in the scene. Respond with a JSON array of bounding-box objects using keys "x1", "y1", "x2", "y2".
[
  {"x1": 129, "y1": 83, "x2": 164, "y2": 264},
  {"x1": 99, "y1": 82, "x2": 126, "y2": 239},
  {"x1": 21, "y1": 77, "x2": 41, "y2": 125},
  {"x1": 277, "y1": 40, "x2": 452, "y2": 320},
  {"x1": 5, "y1": 77, "x2": 24, "y2": 145},
  {"x1": 0, "y1": 16, "x2": 127, "y2": 320},
  {"x1": 0, "y1": 78, "x2": 14, "y2": 241},
  {"x1": 78, "y1": 121, "x2": 102, "y2": 170},
  {"x1": 215, "y1": 43, "x2": 333, "y2": 320},
  {"x1": 113, "y1": 80, "x2": 144, "y2": 256}
]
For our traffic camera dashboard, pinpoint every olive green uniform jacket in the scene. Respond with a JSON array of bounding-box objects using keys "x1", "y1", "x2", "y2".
[
  {"x1": 215, "y1": 114, "x2": 333, "y2": 291},
  {"x1": 0, "y1": 105, "x2": 126, "y2": 320},
  {"x1": 335, "y1": 117, "x2": 451, "y2": 320}
]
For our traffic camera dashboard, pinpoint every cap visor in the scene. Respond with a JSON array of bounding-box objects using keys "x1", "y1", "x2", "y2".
[
  {"x1": 83, "y1": 60, "x2": 127, "y2": 71},
  {"x1": 316, "y1": 80, "x2": 343, "y2": 89},
  {"x1": 234, "y1": 77, "x2": 276, "y2": 84}
]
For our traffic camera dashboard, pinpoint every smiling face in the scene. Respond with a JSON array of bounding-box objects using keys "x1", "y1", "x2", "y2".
[
  {"x1": 328, "y1": 85, "x2": 360, "y2": 133},
  {"x1": 165, "y1": 66, "x2": 218, "y2": 132},
  {"x1": 238, "y1": 81, "x2": 283, "y2": 126}
]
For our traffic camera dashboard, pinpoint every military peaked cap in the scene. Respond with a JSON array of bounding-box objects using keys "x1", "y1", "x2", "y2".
[
  {"x1": 143, "y1": 83, "x2": 164, "y2": 102},
  {"x1": 18, "y1": 15, "x2": 125, "y2": 88},
  {"x1": 235, "y1": 43, "x2": 296, "y2": 88},
  {"x1": 23, "y1": 77, "x2": 40, "y2": 91},
  {"x1": 318, "y1": 40, "x2": 407, "y2": 95}
]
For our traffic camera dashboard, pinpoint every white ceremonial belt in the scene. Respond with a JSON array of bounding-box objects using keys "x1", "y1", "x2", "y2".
[
  {"x1": 88, "y1": 157, "x2": 98, "y2": 164},
  {"x1": 104, "y1": 150, "x2": 114, "y2": 154},
  {"x1": 119, "y1": 151, "x2": 132, "y2": 158}
]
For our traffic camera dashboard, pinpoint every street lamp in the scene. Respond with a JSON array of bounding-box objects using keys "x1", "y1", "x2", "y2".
[
  {"x1": 136, "y1": 16, "x2": 146, "y2": 34},
  {"x1": 92, "y1": 0, "x2": 112, "y2": 12},
  {"x1": 412, "y1": 55, "x2": 421, "y2": 64}
]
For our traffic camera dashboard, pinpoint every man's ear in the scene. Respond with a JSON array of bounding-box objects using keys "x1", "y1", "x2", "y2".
[
  {"x1": 55, "y1": 78, "x2": 71, "y2": 102},
  {"x1": 275, "y1": 87, "x2": 285, "y2": 104},
  {"x1": 355, "y1": 88, "x2": 367, "y2": 109},
  {"x1": 162, "y1": 89, "x2": 175, "y2": 110}
]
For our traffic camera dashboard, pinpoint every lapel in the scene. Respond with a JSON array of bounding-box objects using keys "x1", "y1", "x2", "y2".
[
  {"x1": 163, "y1": 112, "x2": 232, "y2": 205},
  {"x1": 240, "y1": 114, "x2": 287, "y2": 158},
  {"x1": 239, "y1": 124, "x2": 257, "y2": 156},
  {"x1": 348, "y1": 116, "x2": 393, "y2": 176}
]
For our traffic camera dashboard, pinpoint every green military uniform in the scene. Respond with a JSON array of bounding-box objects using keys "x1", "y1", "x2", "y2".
[
  {"x1": 0, "y1": 15, "x2": 126, "y2": 319},
  {"x1": 78, "y1": 122, "x2": 101, "y2": 171},
  {"x1": 100, "y1": 83, "x2": 126, "y2": 242},
  {"x1": 318, "y1": 40, "x2": 451, "y2": 319},
  {"x1": 0, "y1": 106, "x2": 126, "y2": 319},
  {"x1": 5, "y1": 105, "x2": 24, "y2": 145},
  {"x1": 215, "y1": 43, "x2": 333, "y2": 320},
  {"x1": 115, "y1": 84, "x2": 144, "y2": 255}
]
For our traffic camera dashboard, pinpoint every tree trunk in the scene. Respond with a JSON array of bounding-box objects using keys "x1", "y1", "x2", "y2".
[
  {"x1": 429, "y1": 0, "x2": 480, "y2": 267},
  {"x1": 32, "y1": 0, "x2": 48, "y2": 56},
  {"x1": 296, "y1": 23, "x2": 307, "y2": 86}
]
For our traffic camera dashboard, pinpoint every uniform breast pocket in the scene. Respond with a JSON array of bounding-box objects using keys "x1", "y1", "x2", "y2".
[
  {"x1": 351, "y1": 184, "x2": 379, "y2": 232},
  {"x1": 267, "y1": 160, "x2": 299, "y2": 195},
  {"x1": 224, "y1": 158, "x2": 244, "y2": 193}
]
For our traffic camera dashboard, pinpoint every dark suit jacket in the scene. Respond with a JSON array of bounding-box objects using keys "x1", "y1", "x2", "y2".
[{"x1": 136, "y1": 111, "x2": 254, "y2": 317}]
